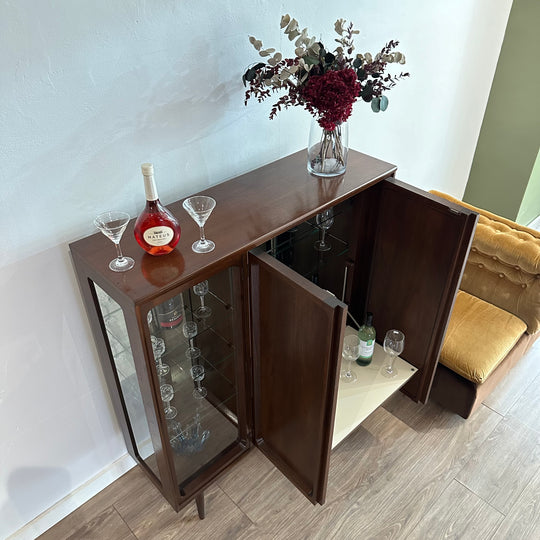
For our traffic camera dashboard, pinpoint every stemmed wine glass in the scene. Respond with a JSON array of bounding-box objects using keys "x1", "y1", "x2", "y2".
[
  {"x1": 182, "y1": 196, "x2": 216, "y2": 253},
  {"x1": 314, "y1": 208, "x2": 334, "y2": 252},
  {"x1": 381, "y1": 329, "x2": 405, "y2": 378},
  {"x1": 151, "y1": 335, "x2": 169, "y2": 377},
  {"x1": 190, "y1": 364, "x2": 208, "y2": 399},
  {"x1": 160, "y1": 383, "x2": 177, "y2": 419},
  {"x1": 192, "y1": 280, "x2": 212, "y2": 319},
  {"x1": 340, "y1": 334, "x2": 360, "y2": 383},
  {"x1": 183, "y1": 321, "x2": 201, "y2": 361},
  {"x1": 94, "y1": 211, "x2": 135, "y2": 272}
]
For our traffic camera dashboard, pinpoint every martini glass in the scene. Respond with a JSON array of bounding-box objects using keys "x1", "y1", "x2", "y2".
[
  {"x1": 182, "y1": 196, "x2": 216, "y2": 253},
  {"x1": 94, "y1": 211, "x2": 135, "y2": 272}
]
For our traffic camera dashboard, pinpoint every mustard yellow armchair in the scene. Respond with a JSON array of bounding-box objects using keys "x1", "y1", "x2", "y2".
[{"x1": 429, "y1": 191, "x2": 540, "y2": 418}]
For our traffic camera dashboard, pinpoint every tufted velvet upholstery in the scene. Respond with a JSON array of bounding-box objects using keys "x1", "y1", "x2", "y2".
[
  {"x1": 428, "y1": 191, "x2": 540, "y2": 417},
  {"x1": 431, "y1": 191, "x2": 540, "y2": 334}
]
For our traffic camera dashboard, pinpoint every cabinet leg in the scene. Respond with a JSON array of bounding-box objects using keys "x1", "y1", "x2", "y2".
[{"x1": 196, "y1": 492, "x2": 205, "y2": 519}]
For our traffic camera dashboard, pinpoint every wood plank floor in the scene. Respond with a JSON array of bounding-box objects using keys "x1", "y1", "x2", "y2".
[{"x1": 39, "y1": 339, "x2": 540, "y2": 540}]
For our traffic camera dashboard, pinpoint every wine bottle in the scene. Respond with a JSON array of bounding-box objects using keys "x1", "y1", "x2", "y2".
[
  {"x1": 357, "y1": 312, "x2": 376, "y2": 366},
  {"x1": 156, "y1": 294, "x2": 184, "y2": 330},
  {"x1": 134, "y1": 163, "x2": 181, "y2": 255}
]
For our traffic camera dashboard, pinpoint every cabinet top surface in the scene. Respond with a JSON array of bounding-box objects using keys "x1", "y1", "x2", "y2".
[{"x1": 70, "y1": 149, "x2": 396, "y2": 304}]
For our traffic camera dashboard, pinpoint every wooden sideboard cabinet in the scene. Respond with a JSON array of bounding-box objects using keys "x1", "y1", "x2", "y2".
[{"x1": 70, "y1": 149, "x2": 477, "y2": 517}]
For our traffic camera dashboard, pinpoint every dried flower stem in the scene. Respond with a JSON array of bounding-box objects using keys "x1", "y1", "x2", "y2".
[{"x1": 310, "y1": 125, "x2": 346, "y2": 175}]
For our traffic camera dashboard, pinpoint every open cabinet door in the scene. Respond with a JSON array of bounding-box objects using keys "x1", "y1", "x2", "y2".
[
  {"x1": 364, "y1": 180, "x2": 478, "y2": 403},
  {"x1": 249, "y1": 248, "x2": 347, "y2": 505}
]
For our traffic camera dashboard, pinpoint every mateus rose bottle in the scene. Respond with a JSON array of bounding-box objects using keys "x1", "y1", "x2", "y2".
[{"x1": 134, "y1": 163, "x2": 181, "y2": 255}]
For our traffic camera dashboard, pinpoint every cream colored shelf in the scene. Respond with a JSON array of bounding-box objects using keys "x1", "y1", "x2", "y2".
[{"x1": 332, "y1": 326, "x2": 417, "y2": 449}]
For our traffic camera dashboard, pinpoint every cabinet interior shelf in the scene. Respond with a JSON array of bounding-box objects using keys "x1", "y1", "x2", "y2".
[{"x1": 332, "y1": 326, "x2": 417, "y2": 449}]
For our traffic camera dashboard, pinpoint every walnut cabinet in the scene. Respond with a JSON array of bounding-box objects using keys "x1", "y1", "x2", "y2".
[{"x1": 70, "y1": 149, "x2": 477, "y2": 516}]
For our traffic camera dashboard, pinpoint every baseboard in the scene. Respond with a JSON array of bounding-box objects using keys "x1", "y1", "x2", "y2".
[
  {"x1": 8, "y1": 453, "x2": 137, "y2": 540},
  {"x1": 527, "y1": 214, "x2": 540, "y2": 231}
]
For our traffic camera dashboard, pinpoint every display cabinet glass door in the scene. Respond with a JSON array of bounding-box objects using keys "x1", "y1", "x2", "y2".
[
  {"x1": 147, "y1": 267, "x2": 243, "y2": 493},
  {"x1": 95, "y1": 284, "x2": 161, "y2": 481}
]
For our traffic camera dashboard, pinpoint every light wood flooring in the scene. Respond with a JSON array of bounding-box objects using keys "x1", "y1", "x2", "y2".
[{"x1": 39, "y1": 339, "x2": 540, "y2": 540}]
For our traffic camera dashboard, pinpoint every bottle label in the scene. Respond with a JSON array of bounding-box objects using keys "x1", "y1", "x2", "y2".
[
  {"x1": 143, "y1": 226, "x2": 174, "y2": 246},
  {"x1": 358, "y1": 339, "x2": 375, "y2": 359}
]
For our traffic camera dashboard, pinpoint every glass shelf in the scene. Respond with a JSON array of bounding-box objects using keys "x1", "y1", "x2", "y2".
[
  {"x1": 265, "y1": 206, "x2": 353, "y2": 300},
  {"x1": 148, "y1": 267, "x2": 241, "y2": 489}
]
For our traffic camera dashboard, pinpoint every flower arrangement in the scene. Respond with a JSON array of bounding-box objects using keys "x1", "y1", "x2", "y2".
[{"x1": 243, "y1": 15, "x2": 409, "y2": 175}]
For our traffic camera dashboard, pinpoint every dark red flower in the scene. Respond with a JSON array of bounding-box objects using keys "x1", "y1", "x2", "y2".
[{"x1": 300, "y1": 68, "x2": 361, "y2": 130}]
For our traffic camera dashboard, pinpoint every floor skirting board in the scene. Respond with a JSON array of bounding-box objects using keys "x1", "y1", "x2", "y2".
[
  {"x1": 8, "y1": 454, "x2": 136, "y2": 540},
  {"x1": 527, "y1": 214, "x2": 540, "y2": 231}
]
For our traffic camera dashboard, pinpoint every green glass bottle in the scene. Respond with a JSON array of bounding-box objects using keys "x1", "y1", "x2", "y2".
[{"x1": 357, "y1": 312, "x2": 376, "y2": 366}]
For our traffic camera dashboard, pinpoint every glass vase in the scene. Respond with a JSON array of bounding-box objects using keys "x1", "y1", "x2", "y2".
[{"x1": 307, "y1": 119, "x2": 349, "y2": 177}]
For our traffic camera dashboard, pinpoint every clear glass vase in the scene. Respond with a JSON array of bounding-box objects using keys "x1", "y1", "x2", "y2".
[{"x1": 307, "y1": 119, "x2": 349, "y2": 177}]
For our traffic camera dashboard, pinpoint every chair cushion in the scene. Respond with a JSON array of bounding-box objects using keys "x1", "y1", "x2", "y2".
[{"x1": 440, "y1": 290, "x2": 527, "y2": 384}]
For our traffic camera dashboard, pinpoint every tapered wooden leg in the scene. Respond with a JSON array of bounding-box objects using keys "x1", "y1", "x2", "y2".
[{"x1": 196, "y1": 492, "x2": 205, "y2": 519}]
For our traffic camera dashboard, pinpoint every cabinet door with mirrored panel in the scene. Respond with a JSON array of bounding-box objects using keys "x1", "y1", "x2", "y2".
[{"x1": 144, "y1": 264, "x2": 249, "y2": 501}]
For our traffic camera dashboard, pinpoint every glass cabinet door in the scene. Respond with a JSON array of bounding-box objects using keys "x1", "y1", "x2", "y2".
[
  {"x1": 146, "y1": 266, "x2": 244, "y2": 493},
  {"x1": 94, "y1": 284, "x2": 162, "y2": 481}
]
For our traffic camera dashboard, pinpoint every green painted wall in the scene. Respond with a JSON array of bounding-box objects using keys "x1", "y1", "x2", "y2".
[
  {"x1": 464, "y1": 0, "x2": 540, "y2": 221},
  {"x1": 517, "y1": 148, "x2": 540, "y2": 225}
]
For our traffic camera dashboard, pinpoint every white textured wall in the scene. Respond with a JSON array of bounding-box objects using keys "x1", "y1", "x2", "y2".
[{"x1": 0, "y1": 1, "x2": 511, "y2": 537}]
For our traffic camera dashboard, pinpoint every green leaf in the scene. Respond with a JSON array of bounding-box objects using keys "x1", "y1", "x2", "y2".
[
  {"x1": 244, "y1": 69, "x2": 256, "y2": 82},
  {"x1": 353, "y1": 57, "x2": 362, "y2": 69},
  {"x1": 242, "y1": 63, "x2": 266, "y2": 86},
  {"x1": 325, "y1": 52, "x2": 335, "y2": 64},
  {"x1": 356, "y1": 67, "x2": 366, "y2": 81},
  {"x1": 371, "y1": 97, "x2": 381, "y2": 113},
  {"x1": 380, "y1": 95, "x2": 389, "y2": 111},
  {"x1": 361, "y1": 82, "x2": 373, "y2": 99},
  {"x1": 304, "y1": 55, "x2": 319, "y2": 66}
]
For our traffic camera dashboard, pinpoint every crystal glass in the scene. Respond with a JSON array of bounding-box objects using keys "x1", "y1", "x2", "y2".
[
  {"x1": 314, "y1": 208, "x2": 334, "y2": 252},
  {"x1": 340, "y1": 334, "x2": 360, "y2": 383},
  {"x1": 160, "y1": 383, "x2": 177, "y2": 419},
  {"x1": 151, "y1": 335, "x2": 169, "y2": 377},
  {"x1": 190, "y1": 364, "x2": 207, "y2": 399},
  {"x1": 193, "y1": 280, "x2": 212, "y2": 319},
  {"x1": 169, "y1": 413, "x2": 210, "y2": 455},
  {"x1": 94, "y1": 211, "x2": 135, "y2": 272},
  {"x1": 381, "y1": 329, "x2": 405, "y2": 378},
  {"x1": 182, "y1": 196, "x2": 216, "y2": 253},
  {"x1": 183, "y1": 321, "x2": 201, "y2": 361}
]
